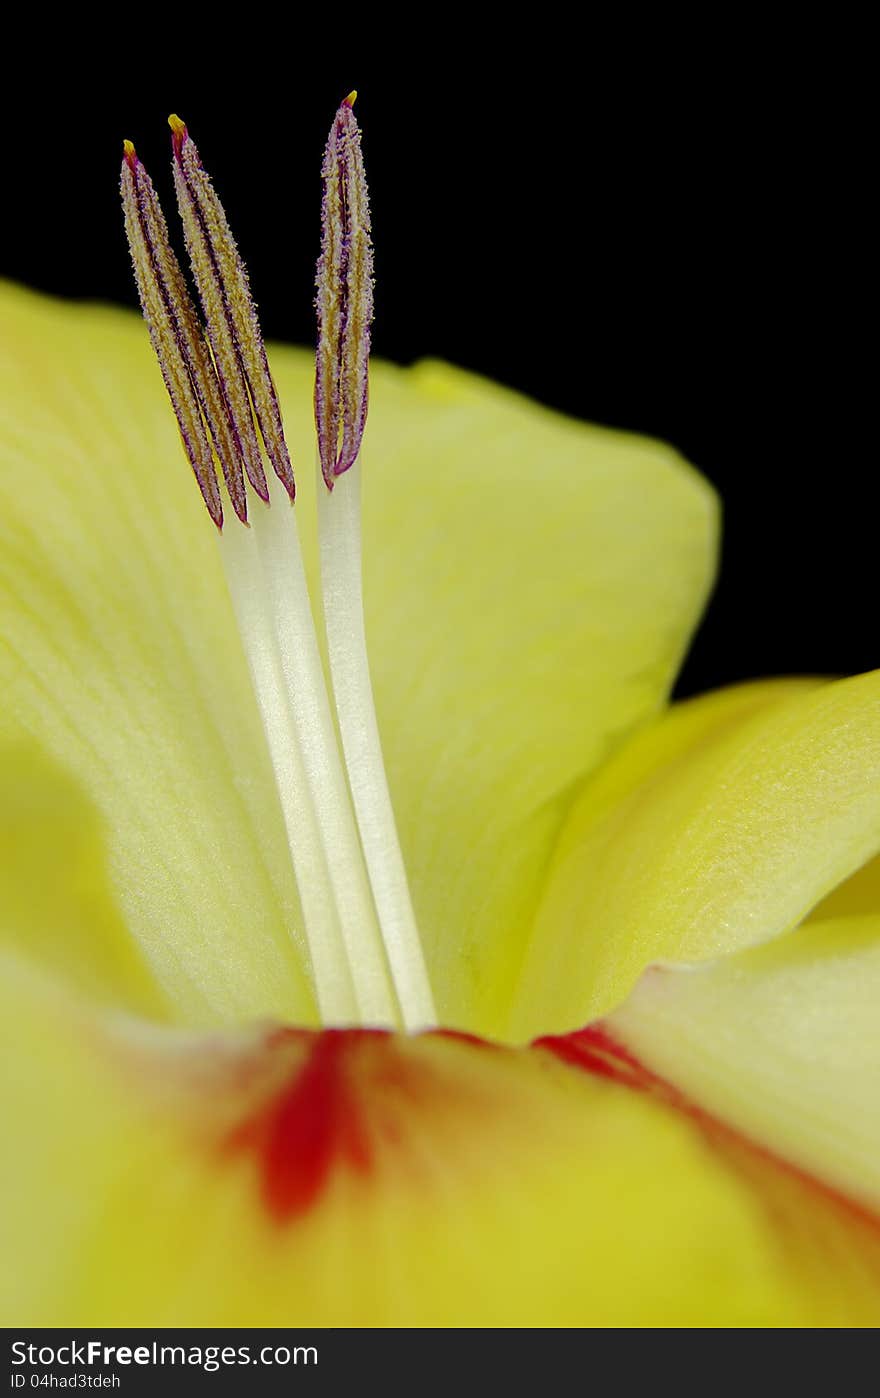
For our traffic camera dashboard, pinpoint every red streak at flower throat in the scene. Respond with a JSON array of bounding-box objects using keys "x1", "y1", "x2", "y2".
[
  {"x1": 224, "y1": 1030, "x2": 374, "y2": 1224},
  {"x1": 539, "y1": 1024, "x2": 880, "y2": 1242}
]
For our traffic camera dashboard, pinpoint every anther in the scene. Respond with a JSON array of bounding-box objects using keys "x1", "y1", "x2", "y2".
[
  {"x1": 120, "y1": 141, "x2": 243, "y2": 526},
  {"x1": 170, "y1": 116, "x2": 296, "y2": 504},
  {"x1": 314, "y1": 94, "x2": 374, "y2": 489}
]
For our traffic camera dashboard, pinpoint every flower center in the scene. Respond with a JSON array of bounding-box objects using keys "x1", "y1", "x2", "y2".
[{"x1": 120, "y1": 98, "x2": 435, "y2": 1032}]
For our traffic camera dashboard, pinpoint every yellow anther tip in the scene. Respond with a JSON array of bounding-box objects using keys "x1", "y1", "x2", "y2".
[
  {"x1": 122, "y1": 139, "x2": 136, "y2": 158},
  {"x1": 343, "y1": 90, "x2": 357, "y2": 108},
  {"x1": 168, "y1": 113, "x2": 187, "y2": 136}
]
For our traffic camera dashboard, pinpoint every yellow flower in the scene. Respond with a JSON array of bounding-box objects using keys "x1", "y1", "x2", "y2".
[{"x1": 1, "y1": 104, "x2": 879, "y2": 1327}]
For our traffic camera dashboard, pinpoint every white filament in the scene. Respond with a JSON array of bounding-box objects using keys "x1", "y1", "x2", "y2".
[
  {"x1": 219, "y1": 466, "x2": 436, "y2": 1033},
  {"x1": 318, "y1": 465, "x2": 436, "y2": 1031},
  {"x1": 219, "y1": 519, "x2": 359, "y2": 1024},
  {"x1": 221, "y1": 485, "x2": 399, "y2": 1029},
  {"x1": 250, "y1": 478, "x2": 399, "y2": 1028}
]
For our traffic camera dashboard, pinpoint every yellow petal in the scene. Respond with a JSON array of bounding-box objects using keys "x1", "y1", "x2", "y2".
[
  {"x1": 609, "y1": 913, "x2": 880, "y2": 1216},
  {"x1": 0, "y1": 741, "x2": 164, "y2": 1015},
  {"x1": 3, "y1": 955, "x2": 878, "y2": 1327},
  {"x1": 325, "y1": 362, "x2": 717, "y2": 1033},
  {"x1": 0, "y1": 282, "x2": 718, "y2": 1036},
  {"x1": 512, "y1": 673, "x2": 880, "y2": 1037},
  {"x1": 0, "y1": 283, "x2": 315, "y2": 1027},
  {"x1": 809, "y1": 854, "x2": 880, "y2": 921}
]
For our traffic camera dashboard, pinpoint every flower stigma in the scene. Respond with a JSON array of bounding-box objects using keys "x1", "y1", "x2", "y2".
[{"x1": 120, "y1": 97, "x2": 436, "y2": 1032}]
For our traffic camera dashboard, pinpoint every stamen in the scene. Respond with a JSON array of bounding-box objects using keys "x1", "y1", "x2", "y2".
[
  {"x1": 168, "y1": 116, "x2": 399, "y2": 1025},
  {"x1": 315, "y1": 99, "x2": 436, "y2": 1031},
  {"x1": 121, "y1": 141, "x2": 243, "y2": 526},
  {"x1": 315, "y1": 92, "x2": 374, "y2": 488},
  {"x1": 122, "y1": 106, "x2": 435, "y2": 1034},
  {"x1": 170, "y1": 115, "x2": 296, "y2": 504},
  {"x1": 123, "y1": 123, "x2": 397, "y2": 1026}
]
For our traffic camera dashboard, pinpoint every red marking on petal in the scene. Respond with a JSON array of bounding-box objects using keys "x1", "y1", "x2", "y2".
[
  {"x1": 207, "y1": 1026, "x2": 505, "y2": 1227},
  {"x1": 432, "y1": 1027, "x2": 497, "y2": 1050},
  {"x1": 537, "y1": 1024, "x2": 880, "y2": 1240},
  {"x1": 225, "y1": 1029, "x2": 377, "y2": 1222}
]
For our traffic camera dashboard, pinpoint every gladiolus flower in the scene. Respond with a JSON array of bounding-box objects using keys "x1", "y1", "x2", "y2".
[{"x1": 1, "y1": 97, "x2": 878, "y2": 1327}]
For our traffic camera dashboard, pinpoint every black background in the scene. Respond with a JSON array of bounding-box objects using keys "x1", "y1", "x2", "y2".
[{"x1": 0, "y1": 33, "x2": 869, "y2": 698}]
